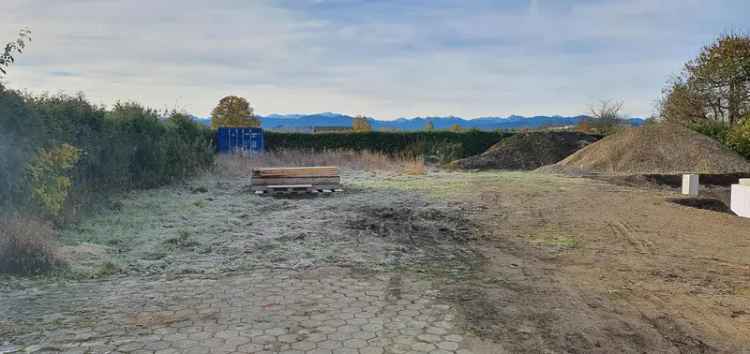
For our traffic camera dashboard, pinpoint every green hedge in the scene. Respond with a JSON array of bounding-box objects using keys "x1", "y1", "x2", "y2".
[
  {"x1": 265, "y1": 131, "x2": 511, "y2": 162},
  {"x1": 0, "y1": 86, "x2": 215, "y2": 220}
]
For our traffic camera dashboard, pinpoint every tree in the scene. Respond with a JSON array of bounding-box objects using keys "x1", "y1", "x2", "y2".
[
  {"x1": 659, "y1": 78, "x2": 708, "y2": 124},
  {"x1": 210, "y1": 96, "x2": 260, "y2": 129},
  {"x1": 588, "y1": 99, "x2": 625, "y2": 134},
  {"x1": 1, "y1": 28, "x2": 31, "y2": 76},
  {"x1": 448, "y1": 124, "x2": 463, "y2": 132},
  {"x1": 424, "y1": 121, "x2": 434, "y2": 132},
  {"x1": 352, "y1": 115, "x2": 372, "y2": 132},
  {"x1": 659, "y1": 33, "x2": 750, "y2": 125}
]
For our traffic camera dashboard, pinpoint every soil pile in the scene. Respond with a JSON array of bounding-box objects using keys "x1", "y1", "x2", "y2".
[
  {"x1": 451, "y1": 132, "x2": 599, "y2": 170},
  {"x1": 539, "y1": 122, "x2": 750, "y2": 175}
]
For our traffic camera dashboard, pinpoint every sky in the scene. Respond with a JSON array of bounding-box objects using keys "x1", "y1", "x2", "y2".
[{"x1": 1, "y1": 0, "x2": 748, "y2": 119}]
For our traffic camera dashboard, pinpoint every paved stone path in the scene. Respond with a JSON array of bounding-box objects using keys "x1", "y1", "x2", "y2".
[{"x1": 1, "y1": 267, "x2": 474, "y2": 354}]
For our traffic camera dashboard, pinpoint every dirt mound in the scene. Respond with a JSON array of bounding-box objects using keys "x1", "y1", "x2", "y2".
[
  {"x1": 451, "y1": 132, "x2": 599, "y2": 170},
  {"x1": 539, "y1": 122, "x2": 750, "y2": 175}
]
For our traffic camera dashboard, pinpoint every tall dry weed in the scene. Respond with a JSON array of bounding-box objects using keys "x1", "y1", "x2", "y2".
[
  {"x1": 0, "y1": 215, "x2": 61, "y2": 274},
  {"x1": 216, "y1": 149, "x2": 426, "y2": 177}
]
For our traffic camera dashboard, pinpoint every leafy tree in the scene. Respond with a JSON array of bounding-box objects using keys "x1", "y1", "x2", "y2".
[
  {"x1": 210, "y1": 96, "x2": 260, "y2": 129},
  {"x1": 424, "y1": 121, "x2": 434, "y2": 132},
  {"x1": 352, "y1": 115, "x2": 372, "y2": 132},
  {"x1": 1, "y1": 28, "x2": 31, "y2": 76},
  {"x1": 27, "y1": 144, "x2": 81, "y2": 218},
  {"x1": 448, "y1": 124, "x2": 463, "y2": 132},
  {"x1": 660, "y1": 33, "x2": 750, "y2": 125},
  {"x1": 727, "y1": 118, "x2": 750, "y2": 157},
  {"x1": 659, "y1": 78, "x2": 707, "y2": 124}
]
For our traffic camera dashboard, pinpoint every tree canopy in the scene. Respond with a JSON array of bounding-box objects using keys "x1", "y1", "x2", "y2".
[
  {"x1": 660, "y1": 33, "x2": 750, "y2": 125},
  {"x1": 210, "y1": 96, "x2": 260, "y2": 129}
]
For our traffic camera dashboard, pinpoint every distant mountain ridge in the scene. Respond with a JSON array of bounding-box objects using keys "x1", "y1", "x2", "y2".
[{"x1": 195, "y1": 112, "x2": 645, "y2": 131}]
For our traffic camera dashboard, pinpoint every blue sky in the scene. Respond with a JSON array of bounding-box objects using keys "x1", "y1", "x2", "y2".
[{"x1": 1, "y1": 0, "x2": 748, "y2": 119}]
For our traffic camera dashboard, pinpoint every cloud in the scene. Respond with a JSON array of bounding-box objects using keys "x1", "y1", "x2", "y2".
[{"x1": 1, "y1": 0, "x2": 748, "y2": 118}]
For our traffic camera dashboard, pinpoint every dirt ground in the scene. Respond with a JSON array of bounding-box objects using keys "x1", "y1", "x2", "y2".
[
  {"x1": 367, "y1": 171, "x2": 750, "y2": 353},
  {"x1": 2, "y1": 168, "x2": 749, "y2": 353}
]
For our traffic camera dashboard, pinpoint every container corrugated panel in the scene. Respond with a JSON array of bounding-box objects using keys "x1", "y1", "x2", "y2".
[{"x1": 216, "y1": 127, "x2": 264, "y2": 153}]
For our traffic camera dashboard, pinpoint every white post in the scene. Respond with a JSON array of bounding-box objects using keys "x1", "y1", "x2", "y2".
[
  {"x1": 731, "y1": 183, "x2": 750, "y2": 218},
  {"x1": 681, "y1": 174, "x2": 699, "y2": 197}
]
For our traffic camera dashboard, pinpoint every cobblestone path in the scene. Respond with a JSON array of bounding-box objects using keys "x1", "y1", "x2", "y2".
[{"x1": 1, "y1": 267, "x2": 475, "y2": 354}]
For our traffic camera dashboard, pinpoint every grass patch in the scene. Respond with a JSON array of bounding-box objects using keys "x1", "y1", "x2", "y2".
[{"x1": 353, "y1": 171, "x2": 579, "y2": 199}]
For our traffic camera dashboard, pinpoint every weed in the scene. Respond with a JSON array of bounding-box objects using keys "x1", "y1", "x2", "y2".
[
  {"x1": 93, "y1": 261, "x2": 118, "y2": 278},
  {"x1": 192, "y1": 186, "x2": 208, "y2": 193},
  {"x1": 164, "y1": 230, "x2": 199, "y2": 248}
]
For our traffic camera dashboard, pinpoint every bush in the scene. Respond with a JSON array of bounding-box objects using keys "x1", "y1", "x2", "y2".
[
  {"x1": 27, "y1": 144, "x2": 81, "y2": 218},
  {"x1": 265, "y1": 131, "x2": 510, "y2": 163},
  {"x1": 688, "y1": 120, "x2": 731, "y2": 145},
  {"x1": 0, "y1": 215, "x2": 61, "y2": 274},
  {"x1": 726, "y1": 119, "x2": 750, "y2": 158}
]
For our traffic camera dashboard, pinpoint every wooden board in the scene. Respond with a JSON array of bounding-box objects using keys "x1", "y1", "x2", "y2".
[
  {"x1": 251, "y1": 176, "x2": 341, "y2": 186},
  {"x1": 252, "y1": 166, "x2": 338, "y2": 178}
]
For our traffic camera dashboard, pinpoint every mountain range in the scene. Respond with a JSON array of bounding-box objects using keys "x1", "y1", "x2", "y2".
[{"x1": 195, "y1": 112, "x2": 645, "y2": 131}]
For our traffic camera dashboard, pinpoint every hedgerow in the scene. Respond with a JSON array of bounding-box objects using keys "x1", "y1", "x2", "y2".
[
  {"x1": 265, "y1": 130, "x2": 511, "y2": 163},
  {"x1": 0, "y1": 86, "x2": 215, "y2": 220}
]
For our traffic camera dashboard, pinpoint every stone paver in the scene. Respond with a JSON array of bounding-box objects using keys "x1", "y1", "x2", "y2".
[{"x1": 0, "y1": 267, "x2": 474, "y2": 353}]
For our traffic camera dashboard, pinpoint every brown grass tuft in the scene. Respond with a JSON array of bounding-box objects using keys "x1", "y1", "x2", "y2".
[
  {"x1": 216, "y1": 149, "x2": 426, "y2": 177},
  {"x1": 0, "y1": 215, "x2": 62, "y2": 275}
]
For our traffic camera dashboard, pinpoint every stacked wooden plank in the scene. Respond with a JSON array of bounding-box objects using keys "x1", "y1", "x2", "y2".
[{"x1": 250, "y1": 166, "x2": 343, "y2": 195}]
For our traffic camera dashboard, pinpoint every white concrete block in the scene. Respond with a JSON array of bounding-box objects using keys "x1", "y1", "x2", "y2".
[
  {"x1": 682, "y1": 174, "x2": 699, "y2": 196},
  {"x1": 731, "y1": 184, "x2": 750, "y2": 218},
  {"x1": 739, "y1": 178, "x2": 750, "y2": 187}
]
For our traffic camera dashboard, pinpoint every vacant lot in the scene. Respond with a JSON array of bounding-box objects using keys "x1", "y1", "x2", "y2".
[{"x1": 2, "y1": 166, "x2": 749, "y2": 353}]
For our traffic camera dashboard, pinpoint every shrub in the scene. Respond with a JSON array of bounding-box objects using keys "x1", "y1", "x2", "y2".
[
  {"x1": 726, "y1": 118, "x2": 750, "y2": 158},
  {"x1": 688, "y1": 120, "x2": 731, "y2": 145},
  {"x1": 0, "y1": 215, "x2": 61, "y2": 274},
  {"x1": 27, "y1": 144, "x2": 81, "y2": 217}
]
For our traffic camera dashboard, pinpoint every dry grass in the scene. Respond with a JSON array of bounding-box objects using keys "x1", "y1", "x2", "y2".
[
  {"x1": 0, "y1": 215, "x2": 62, "y2": 275},
  {"x1": 216, "y1": 149, "x2": 426, "y2": 177}
]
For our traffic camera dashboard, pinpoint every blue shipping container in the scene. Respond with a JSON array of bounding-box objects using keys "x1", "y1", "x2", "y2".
[{"x1": 216, "y1": 127, "x2": 264, "y2": 153}]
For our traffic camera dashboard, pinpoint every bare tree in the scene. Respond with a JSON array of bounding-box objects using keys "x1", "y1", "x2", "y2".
[
  {"x1": 587, "y1": 100, "x2": 625, "y2": 134},
  {"x1": 589, "y1": 99, "x2": 624, "y2": 120}
]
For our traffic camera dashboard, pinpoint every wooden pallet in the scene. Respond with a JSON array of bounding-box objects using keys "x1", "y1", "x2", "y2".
[
  {"x1": 250, "y1": 166, "x2": 343, "y2": 195},
  {"x1": 252, "y1": 184, "x2": 344, "y2": 195}
]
